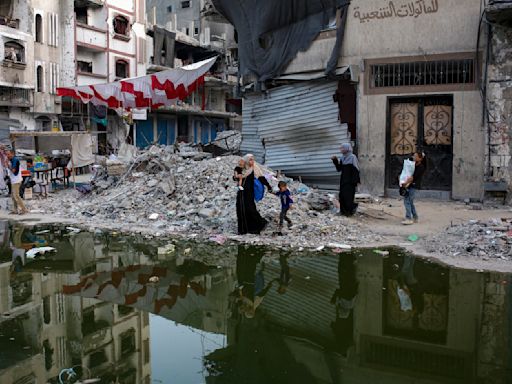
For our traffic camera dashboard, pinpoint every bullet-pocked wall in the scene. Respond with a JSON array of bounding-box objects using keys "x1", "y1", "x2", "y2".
[{"x1": 282, "y1": 0, "x2": 486, "y2": 199}]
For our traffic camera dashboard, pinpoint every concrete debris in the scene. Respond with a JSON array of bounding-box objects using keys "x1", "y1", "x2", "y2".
[
  {"x1": 425, "y1": 218, "x2": 512, "y2": 260},
  {"x1": 28, "y1": 144, "x2": 381, "y2": 249},
  {"x1": 212, "y1": 131, "x2": 242, "y2": 152}
]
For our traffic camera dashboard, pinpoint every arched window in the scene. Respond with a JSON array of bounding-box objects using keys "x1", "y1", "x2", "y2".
[
  {"x1": 35, "y1": 14, "x2": 43, "y2": 43},
  {"x1": 113, "y1": 15, "x2": 129, "y2": 35},
  {"x1": 36, "y1": 65, "x2": 43, "y2": 92},
  {"x1": 115, "y1": 59, "x2": 128, "y2": 79},
  {"x1": 4, "y1": 41, "x2": 25, "y2": 63}
]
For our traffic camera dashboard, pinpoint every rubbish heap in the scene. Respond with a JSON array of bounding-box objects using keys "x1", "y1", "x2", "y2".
[
  {"x1": 424, "y1": 218, "x2": 512, "y2": 260},
  {"x1": 33, "y1": 144, "x2": 377, "y2": 248}
]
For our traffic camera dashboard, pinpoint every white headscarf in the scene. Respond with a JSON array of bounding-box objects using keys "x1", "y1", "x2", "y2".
[{"x1": 243, "y1": 154, "x2": 264, "y2": 178}]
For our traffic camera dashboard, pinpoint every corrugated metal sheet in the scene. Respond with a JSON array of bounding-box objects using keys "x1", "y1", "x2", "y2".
[
  {"x1": 241, "y1": 80, "x2": 349, "y2": 189},
  {"x1": 261, "y1": 255, "x2": 339, "y2": 342}
]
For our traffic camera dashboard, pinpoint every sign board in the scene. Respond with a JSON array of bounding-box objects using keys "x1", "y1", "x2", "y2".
[{"x1": 132, "y1": 109, "x2": 147, "y2": 121}]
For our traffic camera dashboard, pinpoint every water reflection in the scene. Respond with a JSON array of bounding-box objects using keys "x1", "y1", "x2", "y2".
[{"x1": 0, "y1": 221, "x2": 510, "y2": 384}]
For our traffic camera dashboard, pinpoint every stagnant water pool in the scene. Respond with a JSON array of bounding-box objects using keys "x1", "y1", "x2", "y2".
[{"x1": 0, "y1": 221, "x2": 510, "y2": 384}]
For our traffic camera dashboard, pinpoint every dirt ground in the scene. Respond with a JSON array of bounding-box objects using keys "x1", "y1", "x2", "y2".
[{"x1": 0, "y1": 196, "x2": 510, "y2": 273}]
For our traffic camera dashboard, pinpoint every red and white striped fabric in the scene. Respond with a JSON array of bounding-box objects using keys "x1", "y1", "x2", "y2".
[{"x1": 57, "y1": 57, "x2": 216, "y2": 110}]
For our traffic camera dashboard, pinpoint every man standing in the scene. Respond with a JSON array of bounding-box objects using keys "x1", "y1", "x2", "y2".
[{"x1": 7, "y1": 149, "x2": 27, "y2": 215}]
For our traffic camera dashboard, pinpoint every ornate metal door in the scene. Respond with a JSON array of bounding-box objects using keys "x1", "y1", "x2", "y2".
[{"x1": 387, "y1": 97, "x2": 453, "y2": 191}]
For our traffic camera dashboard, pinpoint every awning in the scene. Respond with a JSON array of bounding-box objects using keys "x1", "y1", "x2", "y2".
[{"x1": 57, "y1": 57, "x2": 217, "y2": 111}]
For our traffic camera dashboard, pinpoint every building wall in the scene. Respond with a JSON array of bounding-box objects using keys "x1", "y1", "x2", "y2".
[
  {"x1": 487, "y1": 26, "x2": 512, "y2": 198},
  {"x1": 280, "y1": 0, "x2": 486, "y2": 198}
]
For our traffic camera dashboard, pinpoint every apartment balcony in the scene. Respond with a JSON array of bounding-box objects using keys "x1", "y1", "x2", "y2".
[
  {"x1": 486, "y1": 0, "x2": 512, "y2": 24},
  {"x1": 76, "y1": 23, "x2": 107, "y2": 51},
  {"x1": 0, "y1": 86, "x2": 31, "y2": 107}
]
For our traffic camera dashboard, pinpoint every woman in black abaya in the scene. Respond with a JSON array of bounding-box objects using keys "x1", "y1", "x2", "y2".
[
  {"x1": 331, "y1": 143, "x2": 360, "y2": 216},
  {"x1": 235, "y1": 154, "x2": 269, "y2": 235}
]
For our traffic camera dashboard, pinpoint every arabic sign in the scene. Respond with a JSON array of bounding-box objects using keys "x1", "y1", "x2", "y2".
[{"x1": 353, "y1": 0, "x2": 439, "y2": 23}]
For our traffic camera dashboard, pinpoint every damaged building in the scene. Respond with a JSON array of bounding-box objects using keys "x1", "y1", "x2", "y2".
[
  {"x1": 138, "y1": 0, "x2": 241, "y2": 148},
  {"x1": 211, "y1": 0, "x2": 509, "y2": 201}
]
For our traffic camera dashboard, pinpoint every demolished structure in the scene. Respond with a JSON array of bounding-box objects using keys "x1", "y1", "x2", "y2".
[{"x1": 210, "y1": 0, "x2": 510, "y2": 202}]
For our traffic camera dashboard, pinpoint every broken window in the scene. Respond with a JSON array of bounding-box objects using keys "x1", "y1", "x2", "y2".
[
  {"x1": 115, "y1": 59, "x2": 129, "y2": 79},
  {"x1": 35, "y1": 14, "x2": 43, "y2": 43},
  {"x1": 113, "y1": 15, "x2": 129, "y2": 35},
  {"x1": 181, "y1": 1, "x2": 191, "y2": 8},
  {"x1": 77, "y1": 60, "x2": 92, "y2": 73},
  {"x1": 76, "y1": 7, "x2": 88, "y2": 24},
  {"x1": 4, "y1": 41, "x2": 24, "y2": 63},
  {"x1": 167, "y1": 5, "x2": 173, "y2": 12}
]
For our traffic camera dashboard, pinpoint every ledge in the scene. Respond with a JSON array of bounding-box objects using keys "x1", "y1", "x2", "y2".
[
  {"x1": 76, "y1": 22, "x2": 107, "y2": 33},
  {"x1": 77, "y1": 71, "x2": 107, "y2": 79},
  {"x1": 113, "y1": 33, "x2": 131, "y2": 42},
  {"x1": 2, "y1": 60, "x2": 26, "y2": 70}
]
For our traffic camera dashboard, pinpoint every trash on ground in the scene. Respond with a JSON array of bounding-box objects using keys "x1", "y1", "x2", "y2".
[
  {"x1": 157, "y1": 243, "x2": 176, "y2": 255},
  {"x1": 26, "y1": 246, "x2": 57, "y2": 259}
]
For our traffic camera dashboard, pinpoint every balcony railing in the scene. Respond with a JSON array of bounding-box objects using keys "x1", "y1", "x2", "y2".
[{"x1": 0, "y1": 87, "x2": 31, "y2": 107}]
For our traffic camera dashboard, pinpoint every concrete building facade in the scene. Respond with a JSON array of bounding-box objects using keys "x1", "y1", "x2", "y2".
[
  {"x1": 237, "y1": 0, "x2": 496, "y2": 200},
  {"x1": 137, "y1": 0, "x2": 241, "y2": 149}
]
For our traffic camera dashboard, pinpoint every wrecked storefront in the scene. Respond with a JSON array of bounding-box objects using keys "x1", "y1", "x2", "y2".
[{"x1": 214, "y1": 0, "x2": 491, "y2": 200}]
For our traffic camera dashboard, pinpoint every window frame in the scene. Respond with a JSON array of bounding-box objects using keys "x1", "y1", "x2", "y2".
[
  {"x1": 3, "y1": 40, "x2": 26, "y2": 64},
  {"x1": 35, "y1": 13, "x2": 43, "y2": 43},
  {"x1": 364, "y1": 52, "x2": 480, "y2": 95},
  {"x1": 113, "y1": 14, "x2": 130, "y2": 37},
  {"x1": 115, "y1": 58, "x2": 129, "y2": 80}
]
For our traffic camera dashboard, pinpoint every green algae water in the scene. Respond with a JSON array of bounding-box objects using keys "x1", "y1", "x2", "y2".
[{"x1": 0, "y1": 221, "x2": 510, "y2": 384}]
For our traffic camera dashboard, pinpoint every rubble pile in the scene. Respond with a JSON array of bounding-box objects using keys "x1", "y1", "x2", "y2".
[
  {"x1": 212, "y1": 131, "x2": 242, "y2": 152},
  {"x1": 33, "y1": 145, "x2": 377, "y2": 248},
  {"x1": 424, "y1": 218, "x2": 512, "y2": 260}
]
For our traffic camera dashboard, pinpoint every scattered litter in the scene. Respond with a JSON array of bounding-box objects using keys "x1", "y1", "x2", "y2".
[
  {"x1": 184, "y1": 248, "x2": 191, "y2": 254},
  {"x1": 26, "y1": 247, "x2": 56, "y2": 259},
  {"x1": 157, "y1": 244, "x2": 176, "y2": 255},
  {"x1": 35, "y1": 230, "x2": 50, "y2": 235},
  {"x1": 315, "y1": 245, "x2": 325, "y2": 251},
  {"x1": 66, "y1": 227, "x2": 81, "y2": 234},
  {"x1": 373, "y1": 250, "x2": 389, "y2": 257},
  {"x1": 327, "y1": 243, "x2": 351, "y2": 250},
  {"x1": 210, "y1": 235, "x2": 227, "y2": 245},
  {"x1": 148, "y1": 276, "x2": 160, "y2": 283},
  {"x1": 407, "y1": 234, "x2": 419, "y2": 242},
  {"x1": 305, "y1": 276, "x2": 311, "y2": 280},
  {"x1": 149, "y1": 213, "x2": 159, "y2": 220}
]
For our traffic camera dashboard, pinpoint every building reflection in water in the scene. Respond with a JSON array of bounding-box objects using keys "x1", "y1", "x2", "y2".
[{"x1": 0, "y1": 221, "x2": 510, "y2": 384}]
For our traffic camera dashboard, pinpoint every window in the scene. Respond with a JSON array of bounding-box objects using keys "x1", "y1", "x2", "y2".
[
  {"x1": 120, "y1": 329, "x2": 136, "y2": 357},
  {"x1": 4, "y1": 41, "x2": 24, "y2": 63},
  {"x1": 43, "y1": 296, "x2": 51, "y2": 324},
  {"x1": 167, "y1": 5, "x2": 173, "y2": 12},
  {"x1": 181, "y1": 1, "x2": 191, "y2": 8},
  {"x1": 369, "y1": 58, "x2": 475, "y2": 91},
  {"x1": 77, "y1": 60, "x2": 92, "y2": 73},
  {"x1": 36, "y1": 65, "x2": 43, "y2": 92},
  {"x1": 194, "y1": 27, "x2": 199, "y2": 35},
  {"x1": 76, "y1": 7, "x2": 87, "y2": 24},
  {"x1": 115, "y1": 59, "x2": 128, "y2": 79},
  {"x1": 113, "y1": 15, "x2": 129, "y2": 35},
  {"x1": 35, "y1": 14, "x2": 43, "y2": 43}
]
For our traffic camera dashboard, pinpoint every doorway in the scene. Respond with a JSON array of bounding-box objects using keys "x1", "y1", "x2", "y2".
[{"x1": 386, "y1": 96, "x2": 453, "y2": 191}]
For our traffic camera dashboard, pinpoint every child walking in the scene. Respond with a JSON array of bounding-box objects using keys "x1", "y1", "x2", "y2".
[
  {"x1": 233, "y1": 158, "x2": 245, "y2": 190},
  {"x1": 275, "y1": 181, "x2": 293, "y2": 233}
]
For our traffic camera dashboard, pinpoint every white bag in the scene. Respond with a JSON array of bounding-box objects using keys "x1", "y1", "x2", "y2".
[
  {"x1": 399, "y1": 158, "x2": 415, "y2": 186},
  {"x1": 396, "y1": 286, "x2": 413, "y2": 312}
]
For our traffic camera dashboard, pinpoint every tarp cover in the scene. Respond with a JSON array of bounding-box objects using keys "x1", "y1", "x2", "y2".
[{"x1": 212, "y1": 0, "x2": 349, "y2": 82}]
